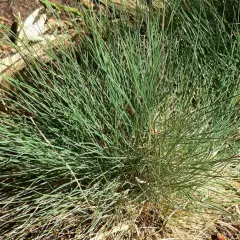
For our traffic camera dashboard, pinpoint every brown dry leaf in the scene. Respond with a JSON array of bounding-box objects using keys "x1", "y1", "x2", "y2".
[
  {"x1": 101, "y1": 0, "x2": 148, "y2": 13},
  {"x1": 0, "y1": 43, "x2": 16, "y2": 59},
  {"x1": 47, "y1": 17, "x2": 65, "y2": 28},
  {"x1": 216, "y1": 232, "x2": 227, "y2": 240},
  {"x1": 44, "y1": 0, "x2": 93, "y2": 8},
  {"x1": 81, "y1": 0, "x2": 94, "y2": 8},
  {"x1": 126, "y1": 104, "x2": 135, "y2": 117}
]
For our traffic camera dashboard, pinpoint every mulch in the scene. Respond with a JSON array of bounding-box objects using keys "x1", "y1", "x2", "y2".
[
  {"x1": 0, "y1": 0, "x2": 82, "y2": 59},
  {"x1": 0, "y1": 0, "x2": 80, "y2": 29}
]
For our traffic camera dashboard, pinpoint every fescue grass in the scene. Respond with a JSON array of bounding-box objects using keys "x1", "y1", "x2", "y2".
[{"x1": 0, "y1": 1, "x2": 239, "y2": 239}]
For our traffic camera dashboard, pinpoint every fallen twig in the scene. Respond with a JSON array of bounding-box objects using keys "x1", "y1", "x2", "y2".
[{"x1": 0, "y1": 34, "x2": 72, "y2": 83}]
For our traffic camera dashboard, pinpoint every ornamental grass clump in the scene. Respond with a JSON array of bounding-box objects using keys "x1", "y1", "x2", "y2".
[{"x1": 0, "y1": 1, "x2": 239, "y2": 239}]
